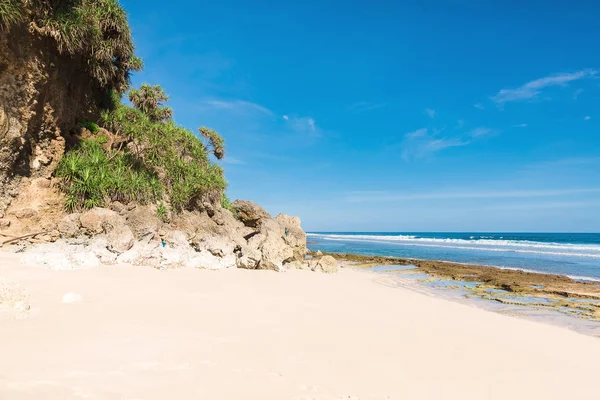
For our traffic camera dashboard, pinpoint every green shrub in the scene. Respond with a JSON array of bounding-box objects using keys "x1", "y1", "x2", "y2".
[
  {"x1": 221, "y1": 193, "x2": 239, "y2": 219},
  {"x1": 56, "y1": 139, "x2": 162, "y2": 211},
  {"x1": 156, "y1": 203, "x2": 168, "y2": 222},
  {"x1": 0, "y1": 0, "x2": 23, "y2": 31},
  {"x1": 99, "y1": 85, "x2": 227, "y2": 212},
  {"x1": 79, "y1": 121, "x2": 100, "y2": 134},
  {"x1": 59, "y1": 84, "x2": 227, "y2": 213}
]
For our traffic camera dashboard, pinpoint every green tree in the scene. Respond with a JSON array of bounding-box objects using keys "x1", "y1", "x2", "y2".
[{"x1": 128, "y1": 84, "x2": 173, "y2": 122}]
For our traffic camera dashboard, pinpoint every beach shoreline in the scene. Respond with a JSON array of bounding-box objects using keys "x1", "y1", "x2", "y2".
[{"x1": 2, "y1": 250, "x2": 600, "y2": 399}]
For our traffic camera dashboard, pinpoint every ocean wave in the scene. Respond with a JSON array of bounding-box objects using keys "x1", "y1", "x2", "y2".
[
  {"x1": 307, "y1": 233, "x2": 600, "y2": 258},
  {"x1": 307, "y1": 233, "x2": 600, "y2": 252}
]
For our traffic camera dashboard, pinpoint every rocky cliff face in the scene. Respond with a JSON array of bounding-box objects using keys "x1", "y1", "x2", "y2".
[{"x1": 0, "y1": 29, "x2": 99, "y2": 217}]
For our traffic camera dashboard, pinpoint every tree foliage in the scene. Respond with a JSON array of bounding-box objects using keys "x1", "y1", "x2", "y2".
[
  {"x1": 128, "y1": 84, "x2": 172, "y2": 122},
  {"x1": 1, "y1": 0, "x2": 139, "y2": 93}
]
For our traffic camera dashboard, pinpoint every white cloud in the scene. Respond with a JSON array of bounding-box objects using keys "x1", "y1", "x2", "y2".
[
  {"x1": 282, "y1": 115, "x2": 289, "y2": 120},
  {"x1": 200, "y1": 99, "x2": 273, "y2": 115},
  {"x1": 402, "y1": 126, "x2": 494, "y2": 161},
  {"x1": 474, "y1": 103, "x2": 485, "y2": 110},
  {"x1": 424, "y1": 108, "x2": 436, "y2": 118},
  {"x1": 468, "y1": 127, "x2": 493, "y2": 137},
  {"x1": 512, "y1": 123, "x2": 528, "y2": 128},
  {"x1": 285, "y1": 116, "x2": 319, "y2": 136},
  {"x1": 402, "y1": 128, "x2": 469, "y2": 160},
  {"x1": 405, "y1": 128, "x2": 428, "y2": 138},
  {"x1": 491, "y1": 69, "x2": 597, "y2": 104},
  {"x1": 584, "y1": 116, "x2": 591, "y2": 121},
  {"x1": 344, "y1": 188, "x2": 600, "y2": 203}
]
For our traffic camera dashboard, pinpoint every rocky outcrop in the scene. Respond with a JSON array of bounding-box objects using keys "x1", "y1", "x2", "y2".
[
  {"x1": 232, "y1": 200, "x2": 270, "y2": 227},
  {"x1": 311, "y1": 255, "x2": 338, "y2": 274},
  {"x1": 7, "y1": 198, "x2": 326, "y2": 272}
]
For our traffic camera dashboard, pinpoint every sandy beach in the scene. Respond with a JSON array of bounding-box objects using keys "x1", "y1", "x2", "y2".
[{"x1": 1, "y1": 251, "x2": 600, "y2": 400}]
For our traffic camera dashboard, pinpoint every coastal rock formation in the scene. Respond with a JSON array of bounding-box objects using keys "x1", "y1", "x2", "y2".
[
  {"x1": 312, "y1": 255, "x2": 339, "y2": 274},
  {"x1": 8, "y1": 199, "x2": 325, "y2": 273},
  {"x1": 232, "y1": 200, "x2": 270, "y2": 227}
]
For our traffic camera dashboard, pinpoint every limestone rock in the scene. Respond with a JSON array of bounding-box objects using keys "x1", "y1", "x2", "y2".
[
  {"x1": 57, "y1": 213, "x2": 81, "y2": 237},
  {"x1": 236, "y1": 244, "x2": 262, "y2": 269},
  {"x1": 126, "y1": 206, "x2": 161, "y2": 239},
  {"x1": 164, "y1": 230, "x2": 189, "y2": 249},
  {"x1": 106, "y1": 224, "x2": 134, "y2": 253},
  {"x1": 0, "y1": 218, "x2": 10, "y2": 228},
  {"x1": 79, "y1": 208, "x2": 119, "y2": 234},
  {"x1": 232, "y1": 200, "x2": 270, "y2": 227},
  {"x1": 312, "y1": 255, "x2": 338, "y2": 273},
  {"x1": 275, "y1": 213, "x2": 307, "y2": 261}
]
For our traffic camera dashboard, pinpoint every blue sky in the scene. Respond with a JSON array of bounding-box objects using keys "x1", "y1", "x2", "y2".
[{"x1": 123, "y1": 0, "x2": 600, "y2": 232}]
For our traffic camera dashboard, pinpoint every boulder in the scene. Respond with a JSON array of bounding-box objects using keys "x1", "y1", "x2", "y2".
[
  {"x1": 106, "y1": 224, "x2": 134, "y2": 253},
  {"x1": 236, "y1": 244, "x2": 262, "y2": 269},
  {"x1": 275, "y1": 213, "x2": 307, "y2": 260},
  {"x1": 232, "y1": 200, "x2": 270, "y2": 227},
  {"x1": 187, "y1": 251, "x2": 237, "y2": 270},
  {"x1": 57, "y1": 213, "x2": 81, "y2": 237},
  {"x1": 0, "y1": 218, "x2": 10, "y2": 228},
  {"x1": 312, "y1": 255, "x2": 338, "y2": 273},
  {"x1": 126, "y1": 205, "x2": 162, "y2": 239},
  {"x1": 79, "y1": 208, "x2": 119, "y2": 234},
  {"x1": 164, "y1": 230, "x2": 189, "y2": 249},
  {"x1": 251, "y1": 218, "x2": 293, "y2": 271}
]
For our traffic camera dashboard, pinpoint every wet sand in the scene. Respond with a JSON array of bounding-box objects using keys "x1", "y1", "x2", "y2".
[{"x1": 2, "y1": 251, "x2": 600, "y2": 399}]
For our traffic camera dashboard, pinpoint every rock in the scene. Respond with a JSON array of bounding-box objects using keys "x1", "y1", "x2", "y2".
[
  {"x1": 109, "y1": 201, "x2": 129, "y2": 215},
  {"x1": 126, "y1": 205, "x2": 161, "y2": 239},
  {"x1": 187, "y1": 251, "x2": 237, "y2": 270},
  {"x1": 116, "y1": 239, "x2": 161, "y2": 266},
  {"x1": 275, "y1": 213, "x2": 307, "y2": 260},
  {"x1": 0, "y1": 218, "x2": 10, "y2": 228},
  {"x1": 286, "y1": 260, "x2": 310, "y2": 270},
  {"x1": 190, "y1": 234, "x2": 238, "y2": 269},
  {"x1": 232, "y1": 200, "x2": 270, "y2": 227},
  {"x1": 250, "y1": 218, "x2": 293, "y2": 271},
  {"x1": 106, "y1": 224, "x2": 134, "y2": 253},
  {"x1": 312, "y1": 255, "x2": 338, "y2": 273},
  {"x1": 164, "y1": 230, "x2": 189, "y2": 249},
  {"x1": 67, "y1": 251, "x2": 101, "y2": 268},
  {"x1": 88, "y1": 238, "x2": 117, "y2": 264},
  {"x1": 314, "y1": 250, "x2": 323, "y2": 257},
  {"x1": 13, "y1": 208, "x2": 36, "y2": 219},
  {"x1": 79, "y1": 208, "x2": 119, "y2": 234},
  {"x1": 236, "y1": 244, "x2": 262, "y2": 269},
  {"x1": 57, "y1": 213, "x2": 81, "y2": 237}
]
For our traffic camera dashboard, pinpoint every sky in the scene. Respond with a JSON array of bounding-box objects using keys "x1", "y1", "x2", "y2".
[{"x1": 123, "y1": 0, "x2": 600, "y2": 232}]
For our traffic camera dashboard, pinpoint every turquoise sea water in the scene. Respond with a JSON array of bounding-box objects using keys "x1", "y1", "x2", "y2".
[{"x1": 307, "y1": 232, "x2": 600, "y2": 281}]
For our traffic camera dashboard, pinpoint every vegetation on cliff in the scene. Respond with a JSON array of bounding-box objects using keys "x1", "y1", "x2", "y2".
[
  {"x1": 0, "y1": 1, "x2": 231, "y2": 213},
  {"x1": 57, "y1": 84, "x2": 228, "y2": 213},
  {"x1": 0, "y1": 0, "x2": 141, "y2": 92}
]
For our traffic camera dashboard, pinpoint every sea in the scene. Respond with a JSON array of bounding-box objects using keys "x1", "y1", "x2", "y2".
[{"x1": 307, "y1": 232, "x2": 600, "y2": 281}]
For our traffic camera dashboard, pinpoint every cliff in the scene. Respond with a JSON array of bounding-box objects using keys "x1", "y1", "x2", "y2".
[{"x1": 0, "y1": 1, "x2": 332, "y2": 273}]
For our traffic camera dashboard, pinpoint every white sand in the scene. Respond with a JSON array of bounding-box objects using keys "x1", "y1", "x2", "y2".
[{"x1": 1, "y1": 251, "x2": 599, "y2": 400}]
